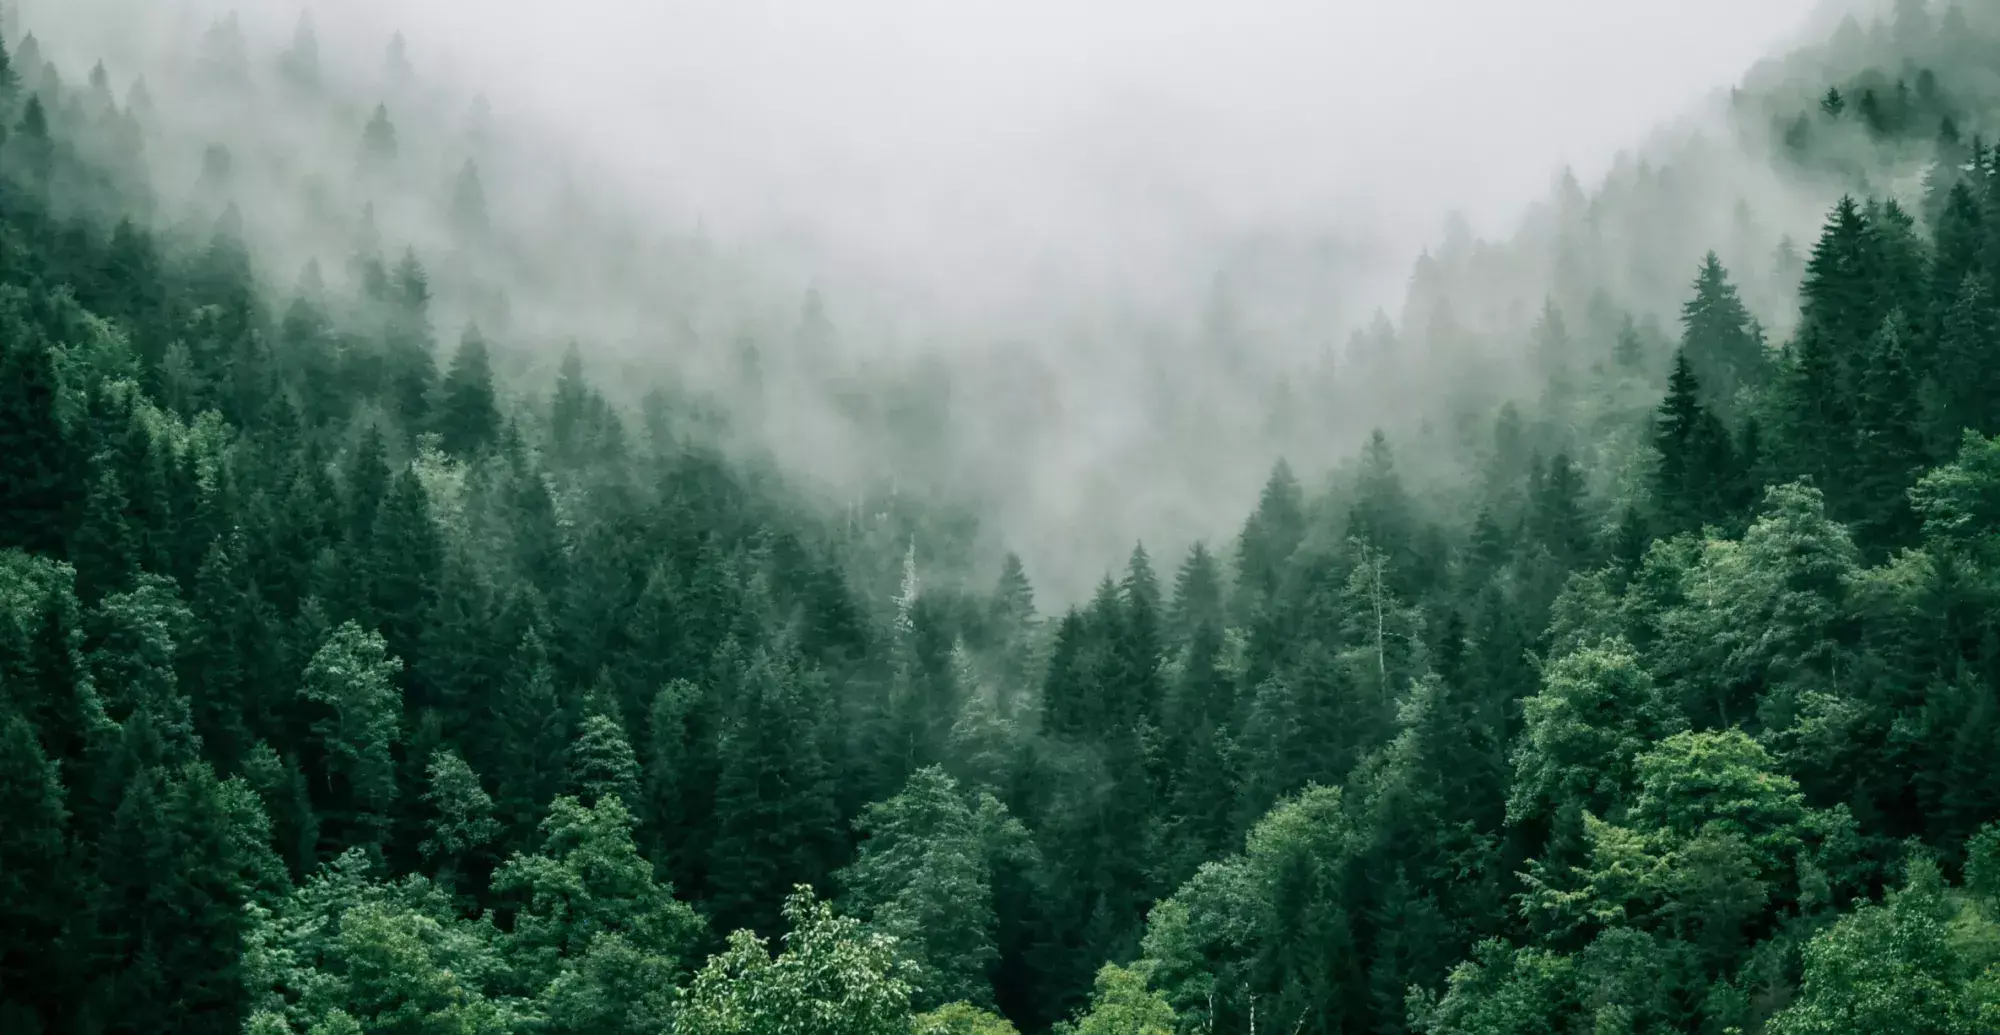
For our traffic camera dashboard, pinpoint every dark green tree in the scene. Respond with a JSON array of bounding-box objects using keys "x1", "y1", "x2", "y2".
[
  {"x1": 0, "y1": 338, "x2": 79, "y2": 555},
  {"x1": 438, "y1": 324, "x2": 500, "y2": 456}
]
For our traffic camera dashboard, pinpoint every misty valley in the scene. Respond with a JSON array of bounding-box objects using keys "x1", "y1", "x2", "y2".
[{"x1": 4, "y1": 1, "x2": 2000, "y2": 1034}]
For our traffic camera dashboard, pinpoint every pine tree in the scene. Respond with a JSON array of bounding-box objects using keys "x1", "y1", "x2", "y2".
[
  {"x1": 280, "y1": 13, "x2": 320, "y2": 92},
  {"x1": 438, "y1": 324, "x2": 500, "y2": 456},
  {"x1": 1853, "y1": 311, "x2": 1926, "y2": 550},
  {"x1": 1923, "y1": 274, "x2": 2000, "y2": 452},
  {"x1": 495, "y1": 626, "x2": 569, "y2": 843},
  {"x1": 1167, "y1": 541, "x2": 1225, "y2": 646},
  {"x1": 385, "y1": 249, "x2": 437, "y2": 431},
  {"x1": 1232, "y1": 462, "x2": 1305, "y2": 630},
  {"x1": 70, "y1": 458, "x2": 138, "y2": 604},
  {"x1": 359, "y1": 103, "x2": 397, "y2": 172},
  {"x1": 89, "y1": 763, "x2": 279, "y2": 1035},
  {"x1": 238, "y1": 740, "x2": 318, "y2": 881},
  {"x1": 0, "y1": 338, "x2": 79, "y2": 555},
  {"x1": 991, "y1": 552, "x2": 1038, "y2": 641},
  {"x1": 298, "y1": 622, "x2": 403, "y2": 857},
  {"x1": 451, "y1": 160, "x2": 489, "y2": 241},
  {"x1": 839, "y1": 766, "x2": 1018, "y2": 1010},
  {"x1": 19, "y1": 587, "x2": 103, "y2": 799},
  {"x1": 1679, "y1": 253, "x2": 1766, "y2": 412},
  {"x1": 0, "y1": 25, "x2": 17, "y2": 96},
  {"x1": 1796, "y1": 196, "x2": 1885, "y2": 407},
  {"x1": 0, "y1": 706, "x2": 70, "y2": 1033},
  {"x1": 1116, "y1": 544, "x2": 1165, "y2": 728},
  {"x1": 552, "y1": 344, "x2": 591, "y2": 466},
  {"x1": 281, "y1": 287, "x2": 342, "y2": 428},
  {"x1": 13, "y1": 93, "x2": 50, "y2": 190},
  {"x1": 183, "y1": 532, "x2": 255, "y2": 766},
  {"x1": 1529, "y1": 453, "x2": 1591, "y2": 569},
  {"x1": 366, "y1": 467, "x2": 442, "y2": 681},
  {"x1": 1653, "y1": 350, "x2": 1737, "y2": 535},
  {"x1": 707, "y1": 653, "x2": 841, "y2": 936}
]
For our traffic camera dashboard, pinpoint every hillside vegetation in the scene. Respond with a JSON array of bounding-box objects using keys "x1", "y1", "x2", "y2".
[{"x1": 3, "y1": 2, "x2": 2000, "y2": 1035}]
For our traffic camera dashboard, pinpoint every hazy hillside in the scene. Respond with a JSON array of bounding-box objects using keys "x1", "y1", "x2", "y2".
[{"x1": 1, "y1": 2, "x2": 2000, "y2": 1035}]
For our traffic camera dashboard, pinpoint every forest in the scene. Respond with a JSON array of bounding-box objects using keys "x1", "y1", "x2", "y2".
[{"x1": 3, "y1": 1, "x2": 2000, "y2": 1034}]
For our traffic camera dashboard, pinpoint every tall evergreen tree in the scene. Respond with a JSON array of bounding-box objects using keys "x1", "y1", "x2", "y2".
[
  {"x1": 1679, "y1": 253, "x2": 1766, "y2": 412},
  {"x1": 438, "y1": 324, "x2": 500, "y2": 456},
  {"x1": 0, "y1": 338, "x2": 78, "y2": 555},
  {"x1": 707, "y1": 653, "x2": 841, "y2": 937},
  {"x1": 297, "y1": 621, "x2": 403, "y2": 857},
  {"x1": 1653, "y1": 350, "x2": 1738, "y2": 535}
]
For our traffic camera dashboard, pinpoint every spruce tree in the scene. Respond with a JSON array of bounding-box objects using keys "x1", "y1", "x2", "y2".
[
  {"x1": 495, "y1": 626, "x2": 569, "y2": 843},
  {"x1": 1923, "y1": 274, "x2": 2000, "y2": 452},
  {"x1": 451, "y1": 159, "x2": 489, "y2": 241},
  {"x1": 707, "y1": 653, "x2": 841, "y2": 937},
  {"x1": 183, "y1": 533, "x2": 254, "y2": 766},
  {"x1": 1853, "y1": 311, "x2": 1926, "y2": 549},
  {"x1": 438, "y1": 324, "x2": 500, "y2": 456},
  {"x1": 1653, "y1": 350, "x2": 1737, "y2": 536},
  {"x1": 1232, "y1": 461, "x2": 1306, "y2": 628},
  {"x1": 359, "y1": 103, "x2": 397, "y2": 171},
  {"x1": 1679, "y1": 253, "x2": 1766, "y2": 412},
  {"x1": 385, "y1": 250, "x2": 437, "y2": 431},
  {"x1": 0, "y1": 706, "x2": 70, "y2": 1033},
  {"x1": 297, "y1": 622, "x2": 403, "y2": 857},
  {"x1": 365, "y1": 466, "x2": 441, "y2": 679},
  {"x1": 0, "y1": 338, "x2": 79, "y2": 555},
  {"x1": 70, "y1": 459, "x2": 138, "y2": 604}
]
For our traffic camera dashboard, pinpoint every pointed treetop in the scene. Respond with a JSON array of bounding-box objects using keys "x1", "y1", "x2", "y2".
[
  {"x1": 296, "y1": 258, "x2": 325, "y2": 298},
  {"x1": 386, "y1": 31, "x2": 413, "y2": 83},
  {"x1": 0, "y1": 31, "x2": 15, "y2": 95},
  {"x1": 361, "y1": 104, "x2": 398, "y2": 167}
]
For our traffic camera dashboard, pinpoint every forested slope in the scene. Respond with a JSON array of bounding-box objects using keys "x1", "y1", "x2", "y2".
[{"x1": 4, "y1": 2, "x2": 2000, "y2": 1035}]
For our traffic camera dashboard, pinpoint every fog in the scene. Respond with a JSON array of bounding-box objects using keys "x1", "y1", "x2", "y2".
[
  {"x1": 322, "y1": 0, "x2": 1824, "y2": 322},
  {"x1": 18, "y1": 0, "x2": 1875, "y2": 602}
]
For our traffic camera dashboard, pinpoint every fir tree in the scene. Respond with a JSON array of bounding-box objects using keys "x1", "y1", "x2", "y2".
[
  {"x1": 707, "y1": 653, "x2": 841, "y2": 937},
  {"x1": 0, "y1": 338, "x2": 79, "y2": 555},
  {"x1": 0, "y1": 706, "x2": 69, "y2": 1033},
  {"x1": 1653, "y1": 350, "x2": 1738, "y2": 535},
  {"x1": 359, "y1": 103, "x2": 397, "y2": 171},
  {"x1": 1679, "y1": 253, "x2": 1766, "y2": 412},
  {"x1": 451, "y1": 159, "x2": 489, "y2": 241},
  {"x1": 298, "y1": 622, "x2": 404, "y2": 857},
  {"x1": 69, "y1": 459, "x2": 138, "y2": 604},
  {"x1": 438, "y1": 324, "x2": 500, "y2": 456},
  {"x1": 1853, "y1": 311, "x2": 1926, "y2": 550}
]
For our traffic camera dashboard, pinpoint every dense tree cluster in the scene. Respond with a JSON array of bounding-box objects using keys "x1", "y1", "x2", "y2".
[{"x1": 5, "y1": 4, "x2": 2000, "y2": 1035}]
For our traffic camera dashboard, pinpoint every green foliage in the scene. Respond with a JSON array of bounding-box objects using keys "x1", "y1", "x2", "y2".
[
  {"x1": 1767, "y1": 850, "x2": 2000, "y2": 1035},
  {"x1": 1058, "y1": 964, "x2": 1176, "y2": 1035},
  {"x1": 489, "y1": 794, "x2": 704, "y2": 991},
  {"x1": 839, "y1": 765, "x2": 1029, "y2": 1009},
  {"x1": 298, "y1": 621, "x2": 404, "y2": 855},
  {"x1": 420, "y1": 749, "x2": 499, "y2": 887},
  {"x1": 5, "y1": 9, "x2": 2000, "y2": 1035},
  {"x1": 917, "y1": 1002, "x2": 1021, "y2": 1035},
  {"x1": 677, "y1": 885, "x2": 916, "y2": 1035},
  {"x1": 566, "y1": 712, "x2": 641, "y2": 808},
  {"x1": 1508, "y1": 639, "x2": 1684, "y2": 833}
]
